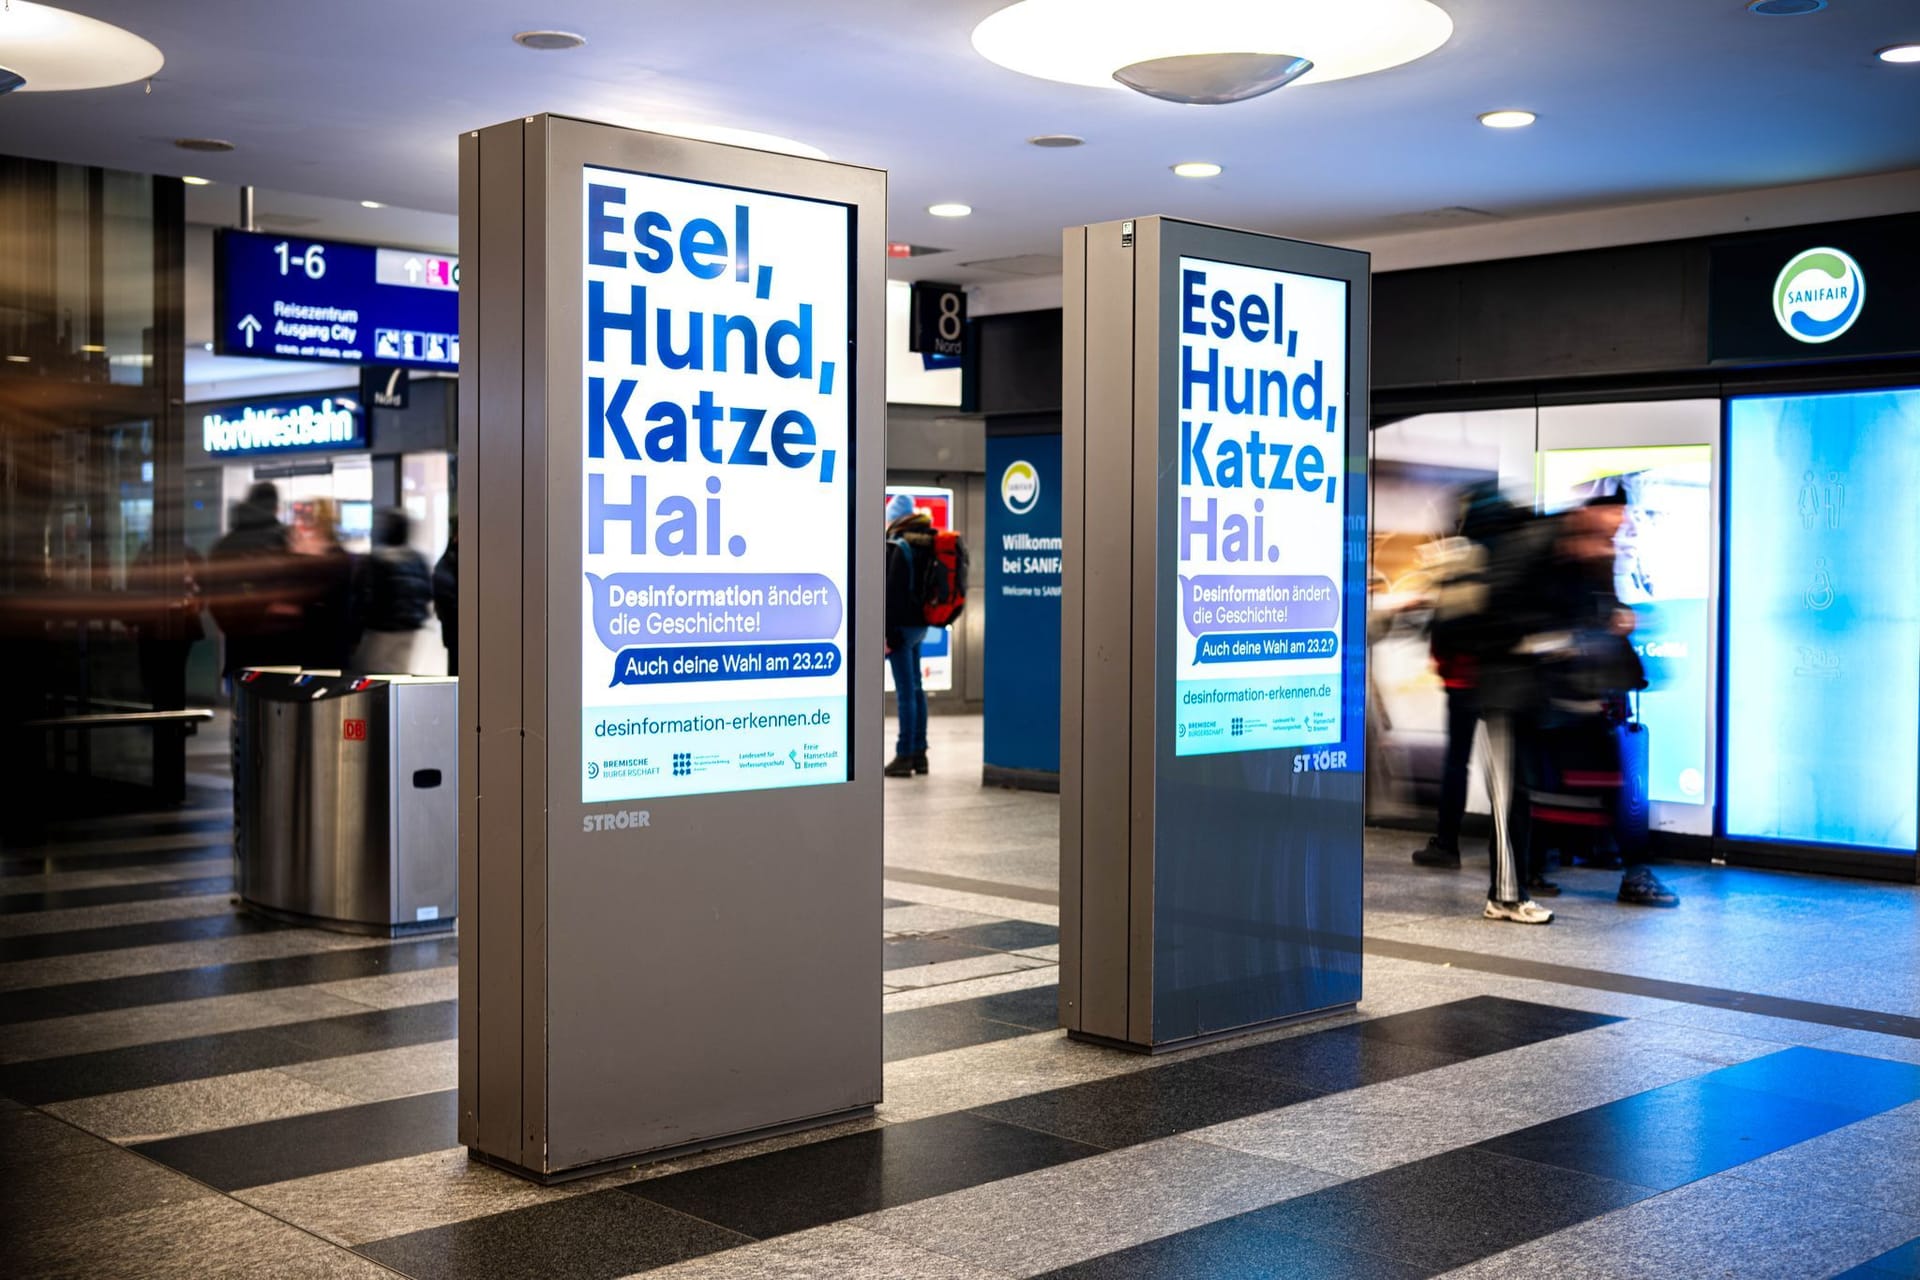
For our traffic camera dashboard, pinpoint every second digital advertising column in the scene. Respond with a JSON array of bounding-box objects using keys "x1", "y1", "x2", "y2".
[{"x1": 1062, "y1": 217, "x2": 1370, "y2": 1051}]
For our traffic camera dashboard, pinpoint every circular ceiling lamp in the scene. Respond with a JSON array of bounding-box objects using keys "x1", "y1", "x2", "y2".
[
  {"x1": 513, "y1": 30, "x2": 586, "y2": 51},
  {"x1": 0, "y1": 1, "x2": 163, "y2": 93},
  {"x1": 972, "y1": 0, "x2": 1453, "y2": 103}
]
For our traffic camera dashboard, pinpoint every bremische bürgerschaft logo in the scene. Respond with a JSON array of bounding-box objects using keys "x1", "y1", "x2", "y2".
[
  {"x1": 1773, "y1": 247, "x2": 1864, "y2": 345},
  {"x1": 1001, "y1": 460, "x2": 1040, "y2": 515}
]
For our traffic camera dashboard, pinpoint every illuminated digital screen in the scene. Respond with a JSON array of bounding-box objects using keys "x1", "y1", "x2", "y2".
[
  {"x1": 1171, "y1": 255, "x2": 1349, "y2": 756},
  {"x1": 1539, "y1": 445, "x2": 1712, "y2": 807},
  {"x1": 578, "y1": 167, "x2": 853, "y2": 801},
  {"x1": 1725, "y1": 387, "x2": 1920, "y2": 852}
]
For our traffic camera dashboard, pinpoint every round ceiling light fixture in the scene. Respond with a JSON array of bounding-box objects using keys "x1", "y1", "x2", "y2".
[
  {"x1": 513, "y1": 30, "x2": 586, "y2": 51},
  {"x1": 0, "y1": 1, "x2": 163, "y2": 93},
  {"x1": 972, "y1": 0, "x2": 1452, "y2": 103},
  {"x1": 175, "y1": 137, "x2": 235, "y2": 153},
  {"x1": 360, "y1": 200, "x2": 385, "y2": 209},
  {"x1": 1172, "y1": 161, "x2": 1224, "y2": 178},
  {"x1": 1028, "y1": 133, "x2": 1086, "y2": 148},
  {"x1": 928, "y1": 203, "x2": 973, "y2": 218},
  {"x1": 1877, "y1": 43, "x2": 1920, "y2": 63},
  {"x1": 180, "y1": 175, "x2": 212, "y2": 186},
  {"x1": 1478, "y1": 109, "x2": 1537, "y2": 129},
  {"x1": 1746, "y1": 0, "x2": 1826, "y2": 15}
]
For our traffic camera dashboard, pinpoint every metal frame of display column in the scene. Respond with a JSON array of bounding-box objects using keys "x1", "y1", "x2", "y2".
[
  {"x1": 1061, "y1": 216, "x2": 1371, "y2": 1052},
  {"x1": 458, "y1": 115, "x2": 886, "y2": 1182}
]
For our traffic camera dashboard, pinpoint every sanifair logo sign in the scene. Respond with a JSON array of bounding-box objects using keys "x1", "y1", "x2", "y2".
[
  {"x1": 1001, "y1": 459, "x2": 1040, "y2": 515},
  {"x1": 201, "y1": 395, "x2": 364, "y2": 457},
  {"x1": 1773, "y1": 247, "x2": 1864, "y2": 345}
]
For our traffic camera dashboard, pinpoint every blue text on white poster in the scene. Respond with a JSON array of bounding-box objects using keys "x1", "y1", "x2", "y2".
[
  {"x1": 579, "y1": 167, "x2": 852, "y2": 801},
  {"x1": 1174, "y1": 256, "x2": 1348, "y2": 756}
]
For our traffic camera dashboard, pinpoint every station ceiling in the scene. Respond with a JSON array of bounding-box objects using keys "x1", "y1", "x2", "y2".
[{"x1": 5, "y1": 0, "x2": 1918, "y2": 279}]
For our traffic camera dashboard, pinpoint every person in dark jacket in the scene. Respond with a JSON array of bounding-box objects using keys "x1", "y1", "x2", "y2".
[
  {"x1": 290, "y1": 497, "x2": 362, "y2": 670},
  {"x1": 208, "y1": 481, "x2": 304, "y2": 678},
  {"x1": 884, "y1": 493, "x2": 933, "y2": 777},
  {"x1": 353, "y1": 508, "x2": 432, "y2": 673},
  {"x1": 433, "y1": 526, "x2": 458, "y2": 677},
  {"x1": 1541, "y1": 492, "x2": 1679, "y2": 908}
]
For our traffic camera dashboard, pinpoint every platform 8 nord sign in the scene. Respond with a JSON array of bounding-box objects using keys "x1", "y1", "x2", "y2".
[{"x1": 579, "y1": 167, "x2": 854, "y2": 802}]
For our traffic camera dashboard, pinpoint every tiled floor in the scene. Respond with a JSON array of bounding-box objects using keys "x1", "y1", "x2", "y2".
[{"x1": 4, "y1": 715, "x2": 1920, "y2": 1277}]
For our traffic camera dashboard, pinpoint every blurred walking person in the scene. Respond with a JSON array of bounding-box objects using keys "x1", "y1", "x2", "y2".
[
  {"x1": 354, "y1": 508, "x2": 431, "y2": 674},
  {"x1": 290, "y1": 498, "x2": 361, "y2": 671},
  {"x1": 433, "y1": 523, "x2": 458, "y2": 677},
  {"x1": 1541, "y1": 493, "x2": 1680, "y2": 908},
  {"x1": 208, "y1": 481, "x2": 304, "y2": 680}
]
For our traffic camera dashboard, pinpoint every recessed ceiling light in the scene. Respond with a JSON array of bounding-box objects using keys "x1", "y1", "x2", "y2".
[
  {"x1": 513, "y1": 30, "x2": 585, "y2": 51},
  {"x1": 80, "y1": 343, "x2": 105, "y2": 353},
  {"x1": 0, "y1": 2, "x2": 163, "y2": 93},
  {"x1": 637, "y1": 121, "x2": 829, "y2": 161},
  {"x1": 1172, "y1": 161, "x2": 1223, "y2": 178},
  {"x1": 180, "y1": 175, "x2": 211, "y2": 186},
  {"x1": 1478, "y1": 109, "x2": 1537, "y2": 129},
  {"x1": 1877, "y1": 43, "x2": 1920, "y2": 63},
  {"x1": 928, "y1": 203, "x2": 973, "y2": 218},
  {"x1": 1028, "y1": 134, "x2": 1085, "y2": 148},
  {"x1": 972, "y1": 0, "x2": 1452, "y2": 99},
  {"x1": 5, "y1": 355, "x2": 29, "y2": 363},
  {"x1": 360, "y1": 200, "x2": 384, "y2": 209},
  {"x1": 1746, "y1": 0, "x2": 1826, "y2": 14},
  {"x1": 174, "y1": 137, "x2": 234, "y2": 153}
]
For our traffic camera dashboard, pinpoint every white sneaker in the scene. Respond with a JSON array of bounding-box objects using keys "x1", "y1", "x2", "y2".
[{"x1": 1484, "y1": 898, "x2": 1554, "y2": 925}]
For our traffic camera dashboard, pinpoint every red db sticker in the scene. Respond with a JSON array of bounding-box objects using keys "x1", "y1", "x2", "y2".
[{"x1": 342, "y1": 719, "x2": 368, "y2": 742}]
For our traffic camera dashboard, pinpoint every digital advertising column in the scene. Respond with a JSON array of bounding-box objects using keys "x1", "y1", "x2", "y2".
[
  {"x1": 1062, "y1": 217, "x2": 1368, "y2": 1051},
  {"x1": 459, "y1": 116, "x2": 885, "y2": 1181}
]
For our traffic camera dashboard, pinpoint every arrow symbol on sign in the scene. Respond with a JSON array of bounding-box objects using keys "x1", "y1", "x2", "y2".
[
  {"x1": 404, "y1": 257, "x2": 422, "y2": 282},
  {"x1": 237, "y1": 314, "x2": 262, "y2": 348}
]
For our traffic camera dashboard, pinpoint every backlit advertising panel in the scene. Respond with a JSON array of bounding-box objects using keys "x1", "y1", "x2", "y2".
[
  {"x1": 1172, "y1": 256, "x2": 1349, "y2": 756},
  {"x1": 1726, "y1": 387, "x2": 1920, "y2": 853},
  {"x1": 579, "y1": 166, "x2": 853, "y2": 802}
]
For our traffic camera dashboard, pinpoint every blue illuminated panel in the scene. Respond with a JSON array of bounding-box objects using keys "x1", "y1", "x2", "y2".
[
  {"x1": 215, "y1": 229, "x2": 458, "y2": 369},
  {"x1": 1725, "y1": 387, "x2": 1920, "y2": 853}
]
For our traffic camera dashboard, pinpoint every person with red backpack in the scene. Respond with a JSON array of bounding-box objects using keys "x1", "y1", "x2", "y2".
[
  {"x1": 884, "y1": 494, "x2": 933, "y2": 777},
  {"x1": 883, "y1": 493, "x2": 970, "y2": 778}
]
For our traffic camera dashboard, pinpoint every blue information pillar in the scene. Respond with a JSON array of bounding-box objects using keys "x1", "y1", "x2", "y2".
[{"x1": 983, "y1": 431, "x2": 1064, "y2": 788}]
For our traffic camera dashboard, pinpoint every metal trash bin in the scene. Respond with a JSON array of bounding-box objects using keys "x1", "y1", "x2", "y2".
[{"x1": 233, "y1": 669, "x2": 457, "y2": 935}]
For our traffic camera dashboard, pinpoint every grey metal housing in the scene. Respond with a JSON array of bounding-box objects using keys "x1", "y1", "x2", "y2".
[
  {"x1": 457, "y1": 115, "x2": 886, "y2": 1180},
  {"x1": 1060, "y1": 216, "x2": 1371, "y2": 1051}
]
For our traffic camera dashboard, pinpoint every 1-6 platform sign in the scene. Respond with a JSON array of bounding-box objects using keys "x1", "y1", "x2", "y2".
[{"x1": 214, "y1": 228, "x2": 460, "y2": 370}]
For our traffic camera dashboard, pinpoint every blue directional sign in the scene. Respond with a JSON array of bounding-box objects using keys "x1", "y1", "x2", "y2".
[{"x1": 214, "y1": 229, "x2": 459, "y2": 370}]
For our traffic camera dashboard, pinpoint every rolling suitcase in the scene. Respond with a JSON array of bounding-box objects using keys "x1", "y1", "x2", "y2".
[{"x1": 1614, "y1": 717, "x2": 1651, "y2": 858}]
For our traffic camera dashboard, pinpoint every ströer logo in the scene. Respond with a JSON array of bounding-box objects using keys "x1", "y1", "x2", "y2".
[
  {"x1": 1773, "y1": 247, "x2": 1864, "y2": 345},
  {"x1": 1001, "y1": 460, "x2": 1040, "y2": 515}
]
